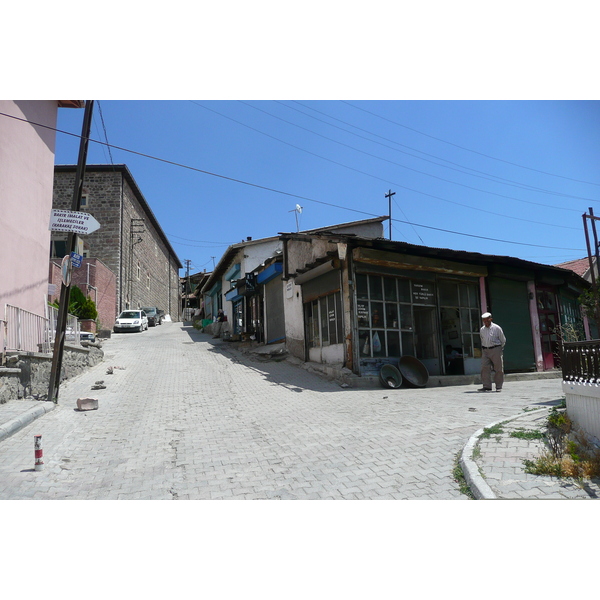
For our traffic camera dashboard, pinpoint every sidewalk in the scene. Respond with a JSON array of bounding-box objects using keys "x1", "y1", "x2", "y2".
[{"x1": 461, "y1": 406, "x2": 600, "y2": 499}]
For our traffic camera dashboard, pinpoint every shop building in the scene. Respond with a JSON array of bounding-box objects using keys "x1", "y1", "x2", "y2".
[{"x1": 279, "y1": 219, "x2": 590, "y2": 377}]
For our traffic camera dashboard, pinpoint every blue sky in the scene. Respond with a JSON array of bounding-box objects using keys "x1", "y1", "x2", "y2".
[{"x1": 54, "y1": 100, "x2": 600, "y2": 274}]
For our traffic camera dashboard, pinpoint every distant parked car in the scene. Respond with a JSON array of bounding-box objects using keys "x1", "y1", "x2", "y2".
[
  {"x1": 114, "y1": 310, "x2": 148, "y2": 333},
  {"x1": 141, "y1": 307, "x2": 162, "y2": 326},
  {"x1": 79, "y1": 331, "x2": 96, "y2": 342}
]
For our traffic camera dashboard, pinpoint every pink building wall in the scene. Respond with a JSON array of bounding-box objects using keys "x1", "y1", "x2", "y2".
[{"x1": 0, "y1": 100, "x2": 60, "y2": 318}]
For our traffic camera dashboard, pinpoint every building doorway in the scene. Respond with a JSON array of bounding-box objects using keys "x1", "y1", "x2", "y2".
[{"x1": 536, "y1": 286, "x2": 559, "y2": 370}]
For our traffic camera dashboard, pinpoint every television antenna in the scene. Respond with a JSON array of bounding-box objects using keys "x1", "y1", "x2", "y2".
[{"x1": 289, "y1": 204, "x2": 303, "y2": 232}]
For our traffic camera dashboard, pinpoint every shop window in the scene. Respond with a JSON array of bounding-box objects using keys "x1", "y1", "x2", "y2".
[
  {"x1": 384, "y1": 277, "x2": 397, "y2": 301},
  {"x1": 398, "y1": 279, "x2": 411, "y2": 303},
  {"x1": 356, "y1": 273, "x2": 435, "y2": 361},
  {"x1": 305, "y1": 291, "x2": 344, "y2": 349},
  {"x1": 356, "y1": 274, "x2": 369, "y2": 299},
  {"x1": 440, "y1": 280, "x2": 481, "y2": 372},
  {"x1": 369, "y1": 276, "x2": 383, "y2": 300}
]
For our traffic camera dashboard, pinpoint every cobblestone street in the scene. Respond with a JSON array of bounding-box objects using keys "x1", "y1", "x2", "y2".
[{"x1": 0, "y1": 322, "x2": 565, "y2": 500}]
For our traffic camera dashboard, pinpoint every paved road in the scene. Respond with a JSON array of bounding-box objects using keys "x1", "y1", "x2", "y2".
[{"x1": 0, "y1": 322, "x2": 565, "y2": 500}]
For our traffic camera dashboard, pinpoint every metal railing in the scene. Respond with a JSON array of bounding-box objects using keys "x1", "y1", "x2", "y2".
[
  {"x1": 561, "y1": 340, "x2": 600, "y2": 383},
  {"x1": 3, "y1": 304, "x2": 80, "y2": 354},
  {"x1": 46, "y1": 305, "x2": 80, "y2": 352},
  {"x1": 1, "y1": 318, "x2": 7, "y2": 358}
]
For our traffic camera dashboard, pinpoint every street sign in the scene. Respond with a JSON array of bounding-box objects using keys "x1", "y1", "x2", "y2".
[
  {"x1": 70, "y1": 251, "x2": 83, "y2": 268},
  {"x1": 49, "y1": 209, "x2": 100, "y2": 235}
]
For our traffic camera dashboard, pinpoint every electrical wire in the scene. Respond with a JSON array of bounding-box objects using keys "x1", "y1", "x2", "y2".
[
  {"x1": 237, "y1": 100, "x2": 586, "y2": 216},
  {"x1": 0, "y1": 110, "x2": 586, "y2": 252},
  {"x1": 342, "y1": 100, "x2": 600, "y2": 188},
  {"x1": 97, "y1": 101, "x2": 114, "y2": 165},
  {"x1": 193, "y1": 102, "x2": 581, "y2": 230},
  {"x1": 286, "y1": 100, "x2": 598, "y2": 201}
]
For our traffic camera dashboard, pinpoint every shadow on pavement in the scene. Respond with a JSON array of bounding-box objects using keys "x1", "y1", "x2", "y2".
[{"x1": 179, "y1": 323, "x2": 383, "y2": 395}]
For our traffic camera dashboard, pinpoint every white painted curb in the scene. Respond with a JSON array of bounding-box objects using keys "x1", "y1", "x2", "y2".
[
  {"x1": 0, "y1": 403, "x2": 57, "y2": 442},
  {"x1": 460, "y1": 408, "x2": 549, "y2": 500}
]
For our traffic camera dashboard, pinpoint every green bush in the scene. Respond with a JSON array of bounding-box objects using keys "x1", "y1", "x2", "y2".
[
  {"x1": 53, "y1": 286, "x2": 98, "y2": 321},
  {"x1": 69, "y1": 286, "x2": 87, "y2": 317},
  {"x1": 79, "y1": 296, "x2": 98, "y2": 320}
]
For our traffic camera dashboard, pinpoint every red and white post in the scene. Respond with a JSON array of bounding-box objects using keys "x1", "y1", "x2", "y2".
[{"x1": 34, "y1": 435, "x2": 44, "y2": 471}]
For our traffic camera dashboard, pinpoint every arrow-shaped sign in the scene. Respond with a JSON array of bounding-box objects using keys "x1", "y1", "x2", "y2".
[{"x1": 49, "y1": 209, "x2": 101, "y2": 235}]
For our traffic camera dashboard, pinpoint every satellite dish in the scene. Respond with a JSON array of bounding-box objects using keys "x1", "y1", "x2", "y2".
[{"x1": 296, "y1": 204, "x2": 303, "y2": 214}]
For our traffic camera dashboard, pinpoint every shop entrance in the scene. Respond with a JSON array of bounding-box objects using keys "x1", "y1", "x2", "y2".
[
  {"x1": 438, "y1": 280, "x2": 482, "y2": 375},
  {"x1": 536, "y1": 286, "x2": 559, "y2": 370}
]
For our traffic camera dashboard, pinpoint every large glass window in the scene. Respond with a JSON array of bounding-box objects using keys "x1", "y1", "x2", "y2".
[
  {"x1": 305, "y1": 291, "x2": 344, "y2": 348},
  {"x1": 439, "y1": 280, "x2": 481, "y2": 374},
  {"x1": 356, "y1": 273, "x2": 436, "y2": 361}
]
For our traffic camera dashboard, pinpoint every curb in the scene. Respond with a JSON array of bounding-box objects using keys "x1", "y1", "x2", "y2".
[
  {"x1": 0, "y1": 402, "x2": 57, "y2": 443},
  {"x1": 459, "y1": 408, "x2": 549, "y2": 500}
]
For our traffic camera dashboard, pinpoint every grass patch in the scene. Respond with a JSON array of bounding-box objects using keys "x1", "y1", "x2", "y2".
[
  {"x1": 510, "y1": 429, "x2": 544, "y2": 440},
  {"x1": 480, "y1": 423, "x2": 505, "y2": 439},
  {"x1": 453, "y1": 454, "x2": 475, "y2": 499}
]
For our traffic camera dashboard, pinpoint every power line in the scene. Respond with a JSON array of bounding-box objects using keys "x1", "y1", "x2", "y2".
[
  {"x1": 342, "y1": 100, "x2": 600, "y2": 188},
  {"x1": 192, "y1": 102, "x2": 581, "y2": 231},
  {"x1": 236, "y1": 100, "x2": 587, "y2": 216},
  {"x1": 0, "y1": 110, "x2": 585, "y2": 252},
  {"x1": 166, "y1": 233, "x2": 233, "y2": 244},
  {"x1": 285, "y1": 100, "x2": 597, "y2": 202},
  {"x1": 97, "y1": 101, "x2": 114, "y2": 165}
]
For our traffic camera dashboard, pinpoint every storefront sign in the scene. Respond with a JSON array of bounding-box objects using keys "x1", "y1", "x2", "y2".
[{"x1": 412, "y1": 282, "x2": 435, "y2": 304}]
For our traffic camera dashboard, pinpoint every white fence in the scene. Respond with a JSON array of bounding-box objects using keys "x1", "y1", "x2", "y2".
[{"x1": 3, "y1": 304, "x2": 80, "y2": 354}]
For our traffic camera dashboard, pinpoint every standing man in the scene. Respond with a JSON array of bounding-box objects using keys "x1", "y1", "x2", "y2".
[{"x1": 479, "y1": 312, "x2": 506, "y2": 392}]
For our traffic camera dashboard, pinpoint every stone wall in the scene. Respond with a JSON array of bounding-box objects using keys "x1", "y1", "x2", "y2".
[
  {"x1": 0, "y1": 343, "x2": 104, "y2": 404},
  {"x1": 52, "y1": 167, "x2": 181, "y2": 321}
]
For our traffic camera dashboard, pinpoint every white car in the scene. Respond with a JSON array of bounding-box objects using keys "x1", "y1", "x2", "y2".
[{"x1": 114, "y1": 310, "x2": 148, "y2": 333}]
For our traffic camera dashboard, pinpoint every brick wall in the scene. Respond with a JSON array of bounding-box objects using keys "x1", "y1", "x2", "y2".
[{"x1": 48, "y1": 258, "x2": 117, "y2": 331}]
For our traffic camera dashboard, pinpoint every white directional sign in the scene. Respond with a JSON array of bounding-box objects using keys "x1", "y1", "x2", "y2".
[{"x1": 49, "y1": 209, "x2": 101, "y2": 235}]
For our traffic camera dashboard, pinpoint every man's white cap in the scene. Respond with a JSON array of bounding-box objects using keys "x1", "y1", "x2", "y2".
[{"x1": 481, "y1": 312, "x2": 492, "y2": 319}]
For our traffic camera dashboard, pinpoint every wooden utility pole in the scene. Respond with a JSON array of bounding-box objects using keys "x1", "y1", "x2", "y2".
[
  {"x1": 48, "y1": 100, "x2": 94, "y2": 404},
  {"x1": 582, "y1": 208, "x2": 600, "y2": 326},
  {"x1": 385, "y1": 189, "x2": 395, "y2": 240}
]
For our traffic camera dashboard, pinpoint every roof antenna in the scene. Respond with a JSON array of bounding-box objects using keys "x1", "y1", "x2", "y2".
[{"x1": 289, "y1": 204, "x2": 303, "y2": 232}]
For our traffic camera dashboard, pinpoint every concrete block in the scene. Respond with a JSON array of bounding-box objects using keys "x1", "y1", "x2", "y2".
[{"x1": 76, "y1": 397, "x2": 99, "y2": 411}]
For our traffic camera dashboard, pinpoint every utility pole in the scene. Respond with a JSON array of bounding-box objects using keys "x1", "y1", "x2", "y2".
[
  {"x1": 583, "y1": 208, "x2": 600, "y2": 325},
  {"x1": 48, "y1": 100, "x2": 94, "y2": 404},
  {"x1": 385, "y1": 189, "x2": 395, "y2": 240}
]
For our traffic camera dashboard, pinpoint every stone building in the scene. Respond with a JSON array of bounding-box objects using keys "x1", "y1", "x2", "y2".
[{"x1": 52, "y1": 164, "x2": 182, "y2": 320}]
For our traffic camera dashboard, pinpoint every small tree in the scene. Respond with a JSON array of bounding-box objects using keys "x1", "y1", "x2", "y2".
[{"x1": 79, "y1": 296, "x2": 98, "y2": 321}]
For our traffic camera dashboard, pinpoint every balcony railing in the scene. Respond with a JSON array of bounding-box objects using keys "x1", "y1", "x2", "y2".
[{"x1": 561, "y1": 340, "x2": 600, "y2": 383}]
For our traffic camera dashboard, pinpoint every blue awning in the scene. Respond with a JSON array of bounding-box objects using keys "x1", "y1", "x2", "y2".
[
  {"x1": 225, "y1": 263, "x2": 241, "y2": 281},
  {"x1": 257, "y1": 262, "x2": 282, "y2": 284},
  {"x1": 225, "y1": 287, "x2": 243, "y2": 302}
]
